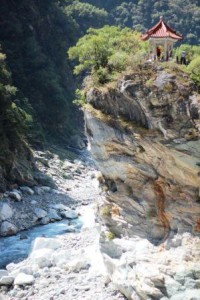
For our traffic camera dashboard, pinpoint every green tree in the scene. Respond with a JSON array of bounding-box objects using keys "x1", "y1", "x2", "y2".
[
  {"x1": 187, "y1": 56, "x2": 200, "y2": 88},
  {"x1": 68, "y1": 26, "x2": 147, "y2": 83}
]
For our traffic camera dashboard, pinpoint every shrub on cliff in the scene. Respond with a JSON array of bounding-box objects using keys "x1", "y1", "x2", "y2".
[
  {"x1": 187, "y1": 56, "x2": 200, "y2": 89},
  {"x1": 68, "y1": 25, "x2": 147, "y2": 84}
]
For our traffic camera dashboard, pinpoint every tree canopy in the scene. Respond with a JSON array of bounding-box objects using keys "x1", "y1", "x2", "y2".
[
  {"x1": 68, "y1": 26, "x2": 147, "y2": 84},
  {"x1": 83, "y1": 0, "x2": 200, "y2": 45}
]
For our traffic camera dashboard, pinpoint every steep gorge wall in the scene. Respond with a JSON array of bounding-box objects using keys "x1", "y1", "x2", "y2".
[{"x1": 85, "y1": 64, "x2": 200, "y2": 299}]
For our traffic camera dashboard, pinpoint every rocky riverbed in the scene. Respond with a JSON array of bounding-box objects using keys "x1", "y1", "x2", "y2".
[{"x1": 0, "y1": 147, "x2": 126, "y2": 300}]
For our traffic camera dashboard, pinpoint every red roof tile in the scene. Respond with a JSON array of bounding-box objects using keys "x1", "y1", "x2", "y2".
[{"x1": 141, "y1": 17, "x2": 183, "y2": 41}]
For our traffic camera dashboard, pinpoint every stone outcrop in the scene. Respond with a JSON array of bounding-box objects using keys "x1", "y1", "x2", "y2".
[{"x1": 85, "y1": 64, "x2": 200, "y2": 299}]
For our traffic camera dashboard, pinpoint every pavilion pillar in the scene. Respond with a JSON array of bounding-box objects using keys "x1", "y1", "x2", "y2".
[{"x1": 164, "y1": 39, "x2": 168, "y2": 61}]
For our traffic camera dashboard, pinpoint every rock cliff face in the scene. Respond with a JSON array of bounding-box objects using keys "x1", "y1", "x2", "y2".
[{"x1": 85, "y1": 64, "x2": 200, "y2": 300}]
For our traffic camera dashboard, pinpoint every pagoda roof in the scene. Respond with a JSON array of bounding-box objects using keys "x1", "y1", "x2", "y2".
[{"x1": 141, "y1": 17, "x2": 183, "y2": 41}]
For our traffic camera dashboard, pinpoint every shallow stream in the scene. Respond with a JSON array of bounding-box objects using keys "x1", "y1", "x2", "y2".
[{"x1": 0, "y1": 218, "x2": 83, "y2": 269}]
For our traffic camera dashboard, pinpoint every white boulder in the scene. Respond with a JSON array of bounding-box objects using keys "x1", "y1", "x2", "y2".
[
  {"x1": 31, "y1": 237, "x2": 62, "y2": 251},
  {"x1": 51, "y1": 250, "x2": 71, "y2": 267},
  {"x1": 14, "y1": 273, "x2": 35, "y2": 285},
  {"x1": 0, "y1": 276, "x2": 14, "y2": 285},
  {"x1": 29, "y1": 249, "x2": 53, "y2": 269}
]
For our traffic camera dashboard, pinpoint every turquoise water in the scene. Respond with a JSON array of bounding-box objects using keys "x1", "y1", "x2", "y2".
[{"x1": 0, "y1": 218, "x2": 83, "y2": 268}]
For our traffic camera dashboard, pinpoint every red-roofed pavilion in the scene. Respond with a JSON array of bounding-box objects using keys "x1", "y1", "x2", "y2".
[{"x1": 142, "y1": 16, "x2": 183, "y2": 60}]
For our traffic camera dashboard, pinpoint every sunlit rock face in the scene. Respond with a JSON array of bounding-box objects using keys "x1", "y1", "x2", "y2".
[{"x1": 85, "y1": 65, "x2": 200, "y2": 299}]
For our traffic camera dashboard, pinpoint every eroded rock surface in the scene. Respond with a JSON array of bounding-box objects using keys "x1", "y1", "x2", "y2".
[{"x1": 85, "y1": 64, "x2": 200, "y2": 299}]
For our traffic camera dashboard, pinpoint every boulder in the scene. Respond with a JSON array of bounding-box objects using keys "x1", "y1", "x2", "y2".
[
  {"x1": 165, "y1": 276, "x2": 182, "y2": 297},
  {"x1": 31, "y1": 200, "x2": 37, "y2": 205},
  {"x1": 60, "y1": 210, "x2": 78, "y2": 220},
  {"x1": 34, "y1": 187, "x2": 44, "y2": 195},
  {"x1": 0, "y1": 276, "x2": 14, "y2": 286},
  {"x1": 51, "y1": 250, "x2": 71, "y2": 267},
  {"x1": 174, "y1": 269, "x2": 194, "y2": 284},
  {"x1": 52, "y1": 204, "x2": 69, "y2": 211},
  {"x1": 0, "y1": 221, "x2": 18, "y2": 236},
  {"x1": 31, "y1": 237, "x2": 62, "y2": 251},
  {"x1": 9, "y1": 191, "x2": 22, "y2": 201},
  {"x1": 20, "y1": 186, "x2": 34, "y2": 195},
  {"x1": 40, "y1": 216, "x2": 50, "y2": 225},
  {"x1": 29, "y1": 249, "x2": 53, "y2": 269},
  {"x1": 14, "y1": 273, "x2": 35, "y2": 286},
  {"x1": 48, "y1": 209, "x2": 62, "y2": 221},
  {"x1": 63, "y1": 173, "x2": 74, "y2": 180},
  {"x1": 170, "y1": 289, "x2": 200, "y2": 300},
  {"x1": 64, "y1": 255, "x2": 90, "y2": 272},
  {"x1": 40, "y1": 186, "x2": 51, "y2": 193},
  {"x1": 51, "y1": 189, "x2": 62, "y2": 195},
  {"x1": 34, "y1": 208, "x2": 47, "y2": 219},
  {"x1": 0, "y1": 203, "x2": 13, "y2": 222}
]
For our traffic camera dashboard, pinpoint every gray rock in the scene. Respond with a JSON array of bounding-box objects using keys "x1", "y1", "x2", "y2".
[
  {"x1": 63, "y1": 173, "x2": 74, "y2": 180},
  {"x1": 31, "y1": 200, "x2": 37, "y2": 205},
  {"x1": 9, "y1": 191, "x2": 22, "y2": 201},
  {"x1": 0, "y1": 203, "x2": 13, "y2": 222},
  {"x1": 193, "y1": 267, "x2": 200, "y2": 280},
  {"x1": 170, "y1": 289, "x2": 200, "y2": 300},
  {"x1": 60, "y1": 210, "x2": 78, "y2": 219},
  {"x1": 184, "y1": 278, "x2": 197, "y2": 289},
  {"x1": 0, "y1": 221, "x2": 18, "y2": 236},
  {"x1": 165, "y1": 277, "x2": 182, "y2": 297},
  {"x1": 14, "y1": 273, "x2": 35, "y2": 286},
  {"x1": 0, "y1": 276, "x2": 14, "y2": 286},
  {"x1": 20, "y1": 186, "x2": 34, "y2": 195},
  {"x1": 34, "y1": 187, "x2": 44, "y2": 195},
  {"x1": 40, "y1": 186, "x2": 51, "y2": 193},
  {"x1": 155, "y1": 72, "x2": 175, "y2": 89},
  {"x1": 174, "y1": 269, "x2": 194, "y2": 284},
  {"x1": 52, "y1": 204, "x2": 69, "y2": 211},
  {"x1": 34, "y1": 208, "x2": 47, "y2": 219},
  {"x1": 48, "y1": 209, "x2": 62, "y2": 221},
  {"x1": 51, "y1": 189, "x2": 62, "y2": 195},
  {"x1": 40, "y1": 216, "x2": 50, "y2": 225}
]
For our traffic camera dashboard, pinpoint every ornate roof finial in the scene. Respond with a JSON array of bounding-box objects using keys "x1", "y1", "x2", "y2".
[{"x1": 160, "y1": 16, "x2": 163, "y2": 21}]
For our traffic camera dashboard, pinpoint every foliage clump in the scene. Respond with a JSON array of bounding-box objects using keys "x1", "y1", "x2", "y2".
[
  {"x1": 174, "y1": 44, "x2": 200, "y2": 89},
  {"x1": 187, "y1": 56, "x2": 200, "y2": 88},
  {"x1": 105, "y1": 231, "x2": 115, "y2": 240},
  {"x1": 100, "y1": 206, "x2": 111, "y2": 217},
  {"x1": 68, "y1": 26, "x2": 147, "y2": 85}
]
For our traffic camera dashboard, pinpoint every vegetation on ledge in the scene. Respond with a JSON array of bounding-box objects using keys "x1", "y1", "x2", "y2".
[{"x1": 68, "y1": 26, "x2": 147, "y2": 85}]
